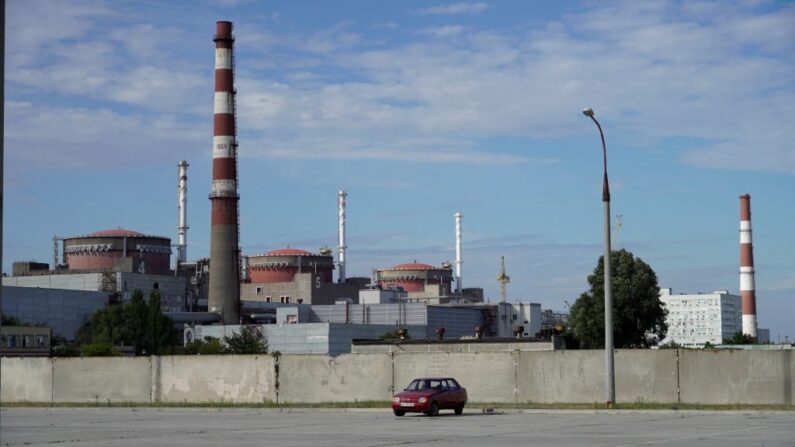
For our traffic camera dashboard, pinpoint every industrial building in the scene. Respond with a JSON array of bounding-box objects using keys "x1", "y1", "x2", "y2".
[
  {"x1": 374, "y1": 262, "x2": 483, "y2": 304},
  {"x1": 61, "y1": 229, "x2": 171, "y2": 274},
  {"x1": 1, "y1": 326, "x2": 51, "y2": 357},
  {"x1": 241, "y1": 248, "x2": 367, "y2": 305},
  {"x1": 659, "y1": 288, "x2": 743, "y2": 347},
  {"x1": 190, "y1": 298, "x2": 543, "y2": 355},
  {"x1": 660, "y1": 288, "x2": 770, "y2": 347},
  {"x1": 5, "y1": 248, "x2": 188, "y2": 313},
  {"x1": 0, "y1": 286, "x2": 109, "y2": 340}
]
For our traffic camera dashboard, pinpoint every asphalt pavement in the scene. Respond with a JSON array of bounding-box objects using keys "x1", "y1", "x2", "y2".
[{"x1": 1, "y1": 407, "x2": 793, "y2": 446}]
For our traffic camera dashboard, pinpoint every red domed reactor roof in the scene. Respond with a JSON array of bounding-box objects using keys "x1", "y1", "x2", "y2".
[
  {"x1": 391, "y1": 262, "x2": 437, "y2": 270},
  {"x1": 88, "y1": 228, "x2": 146, "y2": 237},
  {"x1": 264, "y1": 248, "x2": 314, "y2": 256}
]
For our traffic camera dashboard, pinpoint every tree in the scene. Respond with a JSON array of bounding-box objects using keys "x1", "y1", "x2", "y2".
[
  {"x1": 569, "y1": 249, "x2": 668, "y2": 349},
  {"x1": 723, "y1": 331, "x2": 754, "y2": 345},
  {"x1": 224, "y1": 328, "x2": 267, "y2": 354},
  {"x1": 125, "y1": 290, "x2": 149, "y2": 354},
  {"x1": 76, "y1": 289, "x2": 178, "y2": 355},
  {"x1": 184, "y1": 337, "x2": 226, "y2": 355},
  {"x1": 79, "y1": 343, "x2": 119, "y2": 357},
  {"x1": 1, "y1": 314, "x2": 22, "y2": 326},
  {"x1": 76, "y1": 304, "x2": 126, "y2": 346},
  {"x1": 144, "y1": 292, "x2": 178, "y2": 355}
]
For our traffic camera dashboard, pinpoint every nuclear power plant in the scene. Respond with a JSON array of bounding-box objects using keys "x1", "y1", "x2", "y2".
[{"x1": 1, "y1": 20, "x2": 771, "y2": 356}]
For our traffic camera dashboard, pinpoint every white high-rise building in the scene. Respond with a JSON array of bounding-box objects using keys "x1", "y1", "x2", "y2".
[{"x1": 659, "y1": 288, "x2": 742, "y2": 347}]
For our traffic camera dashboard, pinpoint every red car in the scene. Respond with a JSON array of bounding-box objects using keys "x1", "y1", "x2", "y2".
[{"x1": 391, "y1": 377, "x2": 468, "y2": 416}]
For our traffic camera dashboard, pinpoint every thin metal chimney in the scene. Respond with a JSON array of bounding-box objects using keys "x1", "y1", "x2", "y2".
[
  {"x1": 208, "y1": 21, "x2": 241, "y2": 324},
  {"x1": 455, "y1": 212, "x2": 463, "y2": 294},
  {"x1": 338, "y1": 190, "x2": 347, "y2": 283},
  {"x1": 739, "y1": 194, "x2": 758, "y2": 340},
  {"x1": 177, "y1": 160, "x2": 189, "y2": 266}
]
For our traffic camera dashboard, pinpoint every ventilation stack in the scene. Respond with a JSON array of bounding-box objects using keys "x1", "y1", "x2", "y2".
[
  {"x1": 208, "y1": 21, "x2": 240, "y2": 324},
  {"x1": 176, "y1": 160, "x2": 189, "y2": 266},
  {"x1": 338, "y1": 191, "x2": 347, "y2": 283},
  {"x1": 739, "y1": 194, "x2": 758, "y2": 340},
  {"x1": 455, "y1": 212, "x2": 463, "y2": 294}
]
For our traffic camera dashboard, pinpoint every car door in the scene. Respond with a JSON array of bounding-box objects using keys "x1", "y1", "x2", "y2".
[
  {"x1": 447, "y1": 379, "x2": 463, "y2": 405},
  {"x1": 439, "y1": 379, "x2": 454, "y2": 408}
]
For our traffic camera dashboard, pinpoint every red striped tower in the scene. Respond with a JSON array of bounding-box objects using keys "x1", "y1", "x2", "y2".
[
  {"x1": 739, "y1": 194, "x2": 757, "y2": 340},
  {"x1": 208, "y1": 21, "x2": 240, "y2": 324}
]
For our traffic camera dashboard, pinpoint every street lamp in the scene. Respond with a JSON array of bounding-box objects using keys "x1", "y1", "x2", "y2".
[{"x1": 582, "y1": 107, "x2": 615, "y2": 407}]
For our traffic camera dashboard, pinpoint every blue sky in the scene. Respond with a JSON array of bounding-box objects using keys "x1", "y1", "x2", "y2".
[{"x1": 5, "y1": 0, "x2": 795, "y2": 341}]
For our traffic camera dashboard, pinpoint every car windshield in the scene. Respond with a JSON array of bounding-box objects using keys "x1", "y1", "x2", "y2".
[{"x1": 406, "y1": 379, "x2": 444, "y2": 391}]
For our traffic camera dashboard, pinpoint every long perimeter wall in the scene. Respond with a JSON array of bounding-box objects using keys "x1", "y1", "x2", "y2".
[{"x1": 2, "y1": 350, "x2": 792, "y2": 405}]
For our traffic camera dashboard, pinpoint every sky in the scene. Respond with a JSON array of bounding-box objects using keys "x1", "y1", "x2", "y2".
[{"x1": 4, "y1": 0, "x2": 795, "y2": 341}]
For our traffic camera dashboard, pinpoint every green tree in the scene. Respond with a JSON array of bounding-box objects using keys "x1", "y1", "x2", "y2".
[
  {"x1": 76, "y1": 304, "x2": 126, "y2": 346},
  {"x1": 76, "y1": 289, "x2": 178, "y2": 355},
  {"x1": 184, "y1": 336, "x2": 226, "y2": 355},
  {"x1": 569, "y1": 249, "x2": 668, "y2": 349},
  {"x1": 1, "y1": 314, "x2": 22, "y2": 326},
  {"x1": 144, "y1": 292, "x2": 178, "y2": 355},
  {"x1": 723, "y1": 331, "x2": 754, "y2": 345},
  {"x1": 79, "y1": 343, "x2": 119, "y2": 357},
  {"x1": 125, "y1": 290, "x2": 149, "y2": 354},
  {"x1": 224, "y1": 329, "x2": 267, "y2": 354}
]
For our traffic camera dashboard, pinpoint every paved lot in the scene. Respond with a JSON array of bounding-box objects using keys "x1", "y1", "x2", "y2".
[{"x1": 1, "y1": 407, "x2": 793, "y2": 446}]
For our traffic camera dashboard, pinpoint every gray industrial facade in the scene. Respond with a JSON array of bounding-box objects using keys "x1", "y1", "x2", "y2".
[
  {"x1": 190, "y1": 323, "x2": 426, "y2": 356},
  {"x1": 2, "y1": 272, "x2": 187, "y2": 312},
  {"x1": 1, "y1": 286, "x2": 109, "y2": 340},
  {"x1": 241, "y1": 272, "x2": 366, "y2": 305}
]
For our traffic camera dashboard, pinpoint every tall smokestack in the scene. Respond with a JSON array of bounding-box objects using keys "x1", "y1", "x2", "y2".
[
  {"x1": 208, "y1": 21, "x2": 240, "y2": 324},
  {"x1": 338, "y1": 191, "x2": 347, "y2": 283},
  {"x1": 177, "y1": 160, "x2": 189, "y2": 266},
  {"x1": 455, "y1": 212, "x2": 463, "y2": 294},
  {"x1": 739, "y1": 194, "x2": 758, "y2": 340}
]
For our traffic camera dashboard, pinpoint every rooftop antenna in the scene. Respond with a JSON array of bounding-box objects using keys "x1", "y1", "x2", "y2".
[{"x1": 497, "y1": 256, "x2": 510, "y2": 303}]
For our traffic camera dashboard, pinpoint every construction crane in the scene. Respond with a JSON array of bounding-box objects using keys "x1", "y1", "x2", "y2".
[{"x1": 497, "y1": 256, "x2": 510, "y2": 303}]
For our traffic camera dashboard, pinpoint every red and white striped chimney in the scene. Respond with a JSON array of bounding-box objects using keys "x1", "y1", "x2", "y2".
[
  {"x1": 739, "y1": 194, "x2": 757, "y2": 340},
  {"x1": 208, "y1": 21, "x2": 241, "y2": 324}
]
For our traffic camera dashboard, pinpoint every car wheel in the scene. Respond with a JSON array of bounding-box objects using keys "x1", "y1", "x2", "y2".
[
  {"x1": 427, "y1": 402, "x2": 439, "y2": 417},
  {"x1": 454, "y1": 404, "x2": 464, "y2": 415},
  {"x1": 393, "y1": 409, "x2": 405, "y2": 417}
]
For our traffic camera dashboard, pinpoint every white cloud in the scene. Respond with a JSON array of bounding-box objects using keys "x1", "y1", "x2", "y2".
[
  {"x1": 5, "y1": 0, "x2": 794, "y2": 172},
  {"x1": 5, "y1": 101, "x2": 206, "y2": 168},
  {"x1": 418, "y1": 2, "x2": 490, "y2": 16},
  {"x1": 420, "y1": 25, "x2": 466, "y2": 37}
]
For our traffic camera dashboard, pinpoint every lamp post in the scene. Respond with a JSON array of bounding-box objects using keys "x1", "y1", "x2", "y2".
[{"x1": 582, "y1": 107, "x2": 615, "y2": 407}]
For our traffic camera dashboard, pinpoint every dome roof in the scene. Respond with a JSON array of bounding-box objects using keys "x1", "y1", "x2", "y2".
[
  {"x1": 391, "y1": 262, "x2": 437, "y2": 270},
  {"x1": 88, "y1": 228, "x2": 146, "y2": 237},
  {"x1": 264, "y1": 248, "x2": 314, "y2": 256}
]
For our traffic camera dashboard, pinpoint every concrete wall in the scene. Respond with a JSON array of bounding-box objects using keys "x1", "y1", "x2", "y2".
[
  {"x1": 2, "y1": 349, "x2": 793, "y2": 405},
  {"x1": 0, "y1": 357, "x2": 52, "y2": 402},
  {"x1": 279, "y1": 354, "x2": 392, "y2": 403},
  {"x1": 517, "y1": 350, "x2": 603, "y2": 403},
  {"x1": 52, "y1": 357, "x2": 151, "y2": 403},
  {"x1": 679, "y1": 349, "x2": 793, "y2": 405},
  {"x1": 155, "y1": 355, "x2": 275, "y2": 403},
  {"x1": 394, "y1": 352, "x2": 518, "y2": 403}
]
